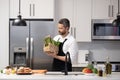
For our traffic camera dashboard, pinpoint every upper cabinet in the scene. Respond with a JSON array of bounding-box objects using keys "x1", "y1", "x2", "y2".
[
  {"x1": 55, "y1": 0, "x2": 91, "y2": 42},
  {"x1": 92, "y1": 0, "x2": 118, "y2": 19},
  {"x1": 55, "y1": 0, "x2": 75, "y2": 40},
  {"x1": 55, "y1": 0, "x2": 74, "y2": 28},
  {"x1": 75, "y1": 0, "x2": 91, "y2": 42},
  {"x1": 10, "y1": 0, "x2": 54, "y2": 19}
]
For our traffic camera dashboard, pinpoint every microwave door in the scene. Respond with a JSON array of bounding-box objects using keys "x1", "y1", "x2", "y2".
[
  {"x1": 96, "y1": 27, "x2": 105, "y2": 36},
  {"x1": 92, "y1": 22, "x2": 120, "y2": 40}
]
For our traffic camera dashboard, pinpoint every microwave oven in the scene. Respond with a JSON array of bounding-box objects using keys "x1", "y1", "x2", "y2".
[{"x1": 92, "y1": 19, "x2": 120, "y2": 40}]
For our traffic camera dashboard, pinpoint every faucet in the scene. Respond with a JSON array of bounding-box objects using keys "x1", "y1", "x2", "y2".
[{"x1": 64, "y1": 52, "x2": 70, "y2": 75}]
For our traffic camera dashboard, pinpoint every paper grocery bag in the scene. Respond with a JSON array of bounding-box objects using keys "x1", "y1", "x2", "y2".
[{"x1": 43, "y1": 43, "x2": 58, "y2": 54}]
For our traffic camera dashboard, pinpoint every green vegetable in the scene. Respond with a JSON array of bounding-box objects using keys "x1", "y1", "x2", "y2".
[
  {"x1": 51, "y1": 40, "x2": 61, "y2": 46},
  {"x1": 44, "y1": 37, "x2": 52, "y2": 46},
  {"x1": 44, "y1": 36, "x2": 60, "y2": 46},
  {"x1": 87, "y1": 63, "x2": 94, "y2": 70},
  {"x1": 0, "y1": 70, "x2": 3, "y2": 73},
  {"x1": 92, "y1": 68, "x2": 98, "y2": 74}
]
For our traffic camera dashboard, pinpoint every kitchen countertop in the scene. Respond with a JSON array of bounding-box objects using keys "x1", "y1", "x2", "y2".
[{"x1": 0, "y1": 72, "x2": 120, "y2": 80}]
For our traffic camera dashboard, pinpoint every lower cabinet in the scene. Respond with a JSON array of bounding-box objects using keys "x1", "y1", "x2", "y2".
[{"x1": 72, "y1": 67, "x2": 84, "y2": 72}]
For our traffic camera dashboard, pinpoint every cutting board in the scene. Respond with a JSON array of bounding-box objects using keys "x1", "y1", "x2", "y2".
[{"x1": 32, "y1": 69, "x2": 47, "y2": 74}]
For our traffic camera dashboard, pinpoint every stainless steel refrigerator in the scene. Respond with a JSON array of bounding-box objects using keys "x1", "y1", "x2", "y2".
[{"x1": 9, "y1": 20, "x2": 56, "y2": 70}]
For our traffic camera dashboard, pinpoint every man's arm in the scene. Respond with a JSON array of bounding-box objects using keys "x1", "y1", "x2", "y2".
[{"x1": 47, "y1": 53, "x2": 66, "y2": 62}]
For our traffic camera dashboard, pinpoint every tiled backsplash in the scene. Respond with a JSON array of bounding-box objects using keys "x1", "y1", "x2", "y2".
[{"x1": 77, "y1": 41, "x2": 120, "y2": 62}]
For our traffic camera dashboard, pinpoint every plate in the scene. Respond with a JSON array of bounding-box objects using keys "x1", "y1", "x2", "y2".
[{"x1": 16, "y1": 72, "x2": 32, "y2": 75}]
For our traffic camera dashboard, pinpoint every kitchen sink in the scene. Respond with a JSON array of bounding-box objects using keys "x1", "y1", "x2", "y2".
[{"x1": 45, "y1": 71, "x2": 84, "y2": 75}]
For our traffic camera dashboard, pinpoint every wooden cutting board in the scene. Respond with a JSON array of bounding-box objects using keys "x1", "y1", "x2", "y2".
[{"x1": 32, "y1": 69, "x2": 47, "y2": 74}]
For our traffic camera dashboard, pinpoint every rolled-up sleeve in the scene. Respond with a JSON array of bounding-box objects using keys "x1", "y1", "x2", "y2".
[{"x1": 63, "y1": 39, "x2": 78, "y2": 64}]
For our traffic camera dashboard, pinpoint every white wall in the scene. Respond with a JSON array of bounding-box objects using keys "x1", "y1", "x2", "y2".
[{"x1": 0, "y1": 0, "x2": 9, "y2": 69}]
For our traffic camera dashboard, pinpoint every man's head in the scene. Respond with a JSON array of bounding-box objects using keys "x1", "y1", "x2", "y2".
[{"x1": 58, "y1": 18, "x2": 70, "y2": 36}]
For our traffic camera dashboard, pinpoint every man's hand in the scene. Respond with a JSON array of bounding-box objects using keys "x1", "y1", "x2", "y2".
[
  {"x1": 46, "y1": 51, "x2": 66, "y2": 62},
  {"x1": 47, "y1": 51, "x2": 58, "y2": 58},
  {"x1": 47, "y1": 53, "x2": 56, "y2": 57}
]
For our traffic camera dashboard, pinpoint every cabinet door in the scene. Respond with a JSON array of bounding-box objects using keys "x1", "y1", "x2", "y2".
[
  {"x1": 33, "y1": 0, "x2": 54, "y2": 19},
  {"x1": 10, "y1": 0, "x2": 19, "y2": 18},
  {"x1": 92, "y1": 0, "x2": 110, "y2": 19},
  {"x1": 21, "y1": 0, "x2": 31, "y2": 18},
  {"x1": 55, "y1": 0, "x2": 74, "y2": 35},
  {"x1": 75, "y1": 0, "x2": 91, "y2": 42},
  {"x1": 21, "y1": 0, "x2": 54, "y2": 18},
  {"x1": 10, "y1": 0, "x2": 32, "y2": 19},
  {"x1": 10, "y1": 0, "x2": 54, "y2": 19}
]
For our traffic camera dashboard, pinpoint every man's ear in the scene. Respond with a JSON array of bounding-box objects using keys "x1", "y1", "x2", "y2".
[{"x1": 66, "y1": 27, "x2": 69, "y2": 30}]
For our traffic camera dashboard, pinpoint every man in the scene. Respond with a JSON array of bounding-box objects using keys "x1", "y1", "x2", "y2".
[{"x1": 47, "y1": 18, "x2": 78, "y2": 71}]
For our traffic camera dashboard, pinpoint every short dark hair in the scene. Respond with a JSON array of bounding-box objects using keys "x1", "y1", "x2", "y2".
[{"x1": 58, "y1": 18, "x2": 70, "y2": 28}]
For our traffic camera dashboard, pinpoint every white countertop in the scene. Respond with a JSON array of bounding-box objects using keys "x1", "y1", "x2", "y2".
[{"x1": 0, "y1": 72, "x2": 120, "y2": 80}]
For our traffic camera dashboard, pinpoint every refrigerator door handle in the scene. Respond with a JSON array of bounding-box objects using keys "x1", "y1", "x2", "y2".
[
  {"x1": 26, "y1": 37, "x2": 29, "y2": 66},
  {"x1": 30, "y1": 37, "x2": 34, "y2": 68}
]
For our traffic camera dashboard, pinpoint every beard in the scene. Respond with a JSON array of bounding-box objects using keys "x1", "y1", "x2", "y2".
[{"x1": 58, "y1": 31, "x2": 66, "y2": 35}]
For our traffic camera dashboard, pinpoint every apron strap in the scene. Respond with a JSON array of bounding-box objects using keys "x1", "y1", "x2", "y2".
[{"x1": 63, "y1": 39, "x2": 67, "y2": 43}]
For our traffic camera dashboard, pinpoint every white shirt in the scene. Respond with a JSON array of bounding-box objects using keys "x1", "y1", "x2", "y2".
[{"x1": 53, "y1": 33, "x2": 78, "y2": 64}]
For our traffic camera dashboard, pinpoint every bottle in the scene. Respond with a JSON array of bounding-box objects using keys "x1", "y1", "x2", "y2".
[
  {"x1": 105, "y1": 57, "x2": 112, "y2": 75},
  {"x1": 98, "y1": 67, "x2": 103, "y2": 77},
  {"x1": 102, "y1": 66, "x2": 107, "y2": 77}
]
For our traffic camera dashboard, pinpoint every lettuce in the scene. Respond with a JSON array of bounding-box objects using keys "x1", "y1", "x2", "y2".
[{"x1": 44, "y1": 37, "x2": 60, "y2": 47}]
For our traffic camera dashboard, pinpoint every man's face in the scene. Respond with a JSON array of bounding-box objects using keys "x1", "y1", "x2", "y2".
[{"x1": 58, "y1": 23, "x2": 68, "y2": 35}]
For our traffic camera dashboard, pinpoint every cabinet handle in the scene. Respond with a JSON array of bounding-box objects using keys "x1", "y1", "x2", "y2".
[
  {"x1": 33, "y1": 4, "x2": 35, "y2": 16},
  {"x1": 30, "y1": 4, "x2": 31, "y2": 16},
  {"x1": 74, "y1": 27, "x2": 76, "y2": 39},
  {"x1": 108, "y1": 5, "x2": 111, "y2": 17},
  {"x1": 112, "y1": 5, "x2": 114, "y2": 17},
  {"x1": 71, "y1": 27, "x2": 73, "y2": 36}
]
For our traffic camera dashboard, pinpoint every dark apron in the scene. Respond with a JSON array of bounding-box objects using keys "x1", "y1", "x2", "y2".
[{"x1": 52, "y1": 39, "x2": 72, "y2": 71}]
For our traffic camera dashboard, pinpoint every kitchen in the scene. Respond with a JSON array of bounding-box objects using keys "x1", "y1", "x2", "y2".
[{"x1": 0, "y1": 0, "x2": 120, "y2": 79}]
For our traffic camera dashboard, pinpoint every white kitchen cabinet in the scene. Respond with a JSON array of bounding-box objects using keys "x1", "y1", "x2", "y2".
[
  {"x1": 31, "y1": 0, "x2": 54, "y2": 19},
  {"x1": 10, "y1": 0, "x2": 54, "y2": 19},
  {"x1": 0, "y1": 0, "x2": 9, "y2": 69},
  {"x1": 55, "y1": 0, "x2": 91, "y2": 42},
  {"x1": 55, "y1": 0, "x2": 75, "y2": 39},
  {"x1": 55, "y1": 0, "x2": 76, "y2": 40},
  {"x1": 75, "y1": 0, "x2": 92, "y2": 42},
  {"x1": 92, "y1": 0, "x2": 118, "y2": 19},
  {"x1": 55, "y1": 0, "x2": 75, "y2": 38},
  {"x1": 9, "y1": 0, "x2": 19, "y2": 18},
  {"x1": 55, "y1": 0, "x2": 74, "y2": 30}
]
